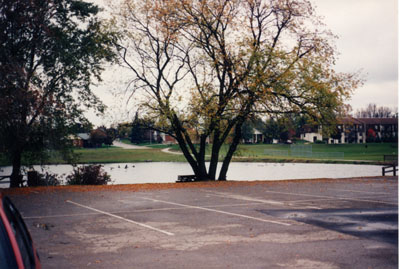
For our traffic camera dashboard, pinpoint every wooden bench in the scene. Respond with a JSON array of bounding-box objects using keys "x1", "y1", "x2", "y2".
[
  {"x1": 382, "y1": 155, "x2": 398, "y2": 176},
  {"x1": 382, "y1": 166, "x2": 398, "y2": 176},
  {"x1": 176, "y1": 175, "x2": 196, "y2": 183}
]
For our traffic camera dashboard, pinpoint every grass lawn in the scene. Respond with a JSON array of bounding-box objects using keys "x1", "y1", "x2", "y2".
[
  {"x1": 160, "y1": 143, "x2": 397, "y2": 162},
  {"x1": 1, "y1": 143, "x2": 396, "y2": 166},
  {"x1": 72, "y1": 147, "x2": 186, "y2": 163},
  {"x1": 234, "y1": 143, "x2": 398, "y2": 162},
  {"x1": 117, "y1": 142, "x2": 397, "y2": 163},
  {"x1": 0, "y1": 147, "x2": 185, "y2": 166}
]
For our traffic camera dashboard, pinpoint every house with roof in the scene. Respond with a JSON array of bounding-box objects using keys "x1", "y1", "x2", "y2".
[
  {"x1": 242, "y1": 128, "x2": 264, "y2": 144},
  {"x1": 358, "y1": 118, "x2": 398, "y2": 142},
  {"x1": 331, "y1": 117, "x2": 366, "y2": 144},
  {"x1": 69, "y1": 133, "x2": 91, "y2": 148},
  {"x1": 300, "y1": 117, "x2": 398, "y2": 144},
  {"x1": 300, "y1": 125, "x2": 323, "y2": 143},
  {"x1": 159, "y1": 132, "x2": 177, "y2": 144}
]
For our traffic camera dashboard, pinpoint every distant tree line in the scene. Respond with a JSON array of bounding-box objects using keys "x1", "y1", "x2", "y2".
[
  {"x1": 241, "y1": 114, "x2": 311, "y2": 144},
  {"x1": 119, "y1": 105, "x2": 398, "y2": 146},
  {"x1": 354, "y1": 103, "x2": 398, "y2": 118},
  {"x1": 89, "y1": 127, "x2": 117, "y2": 147},
  {"x1": 73, "y1": 123, "x2": 117, "y2": 148},
  {"x1": 130, "y1": 114, "x2": 163, "y2": 144}
]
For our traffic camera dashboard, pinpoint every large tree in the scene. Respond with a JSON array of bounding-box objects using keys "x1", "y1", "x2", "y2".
[
  {"x1": 0, "y1": 0, "x2": 116, "y2": 187},
  {"x1": 114, "y1": 0, "x2": 360, "y2": 181}
]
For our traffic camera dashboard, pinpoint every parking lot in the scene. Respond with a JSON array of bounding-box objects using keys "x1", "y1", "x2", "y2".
[{"x1": 4, "y1": 177, "x2": 398, "y2": 268}]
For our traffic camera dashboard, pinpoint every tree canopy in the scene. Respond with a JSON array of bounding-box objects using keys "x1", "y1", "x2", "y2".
[
  {"x1": 0, "y1": 0, "x2": 117, "y2": 187},
  {"x1": 114, "y1": 0, "x2": 361, "y2": 181}
]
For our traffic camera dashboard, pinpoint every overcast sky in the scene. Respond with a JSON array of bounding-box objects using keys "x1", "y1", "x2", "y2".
[
  {"x1": 314, "y1": 0, "x2": 398, "y2": 111},
  {"x1": 87, "y1": 0, "x2": 398, "y2": 126}
]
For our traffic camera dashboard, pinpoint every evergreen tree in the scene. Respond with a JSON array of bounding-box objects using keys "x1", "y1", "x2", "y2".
[{"x1": 130, "y1": 114, "x2": 145, "y2": 144}]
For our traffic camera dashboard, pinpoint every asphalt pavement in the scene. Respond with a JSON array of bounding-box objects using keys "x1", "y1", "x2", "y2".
[{"x1": 4, "y1": 176, "x2": 398, "y2": 268}]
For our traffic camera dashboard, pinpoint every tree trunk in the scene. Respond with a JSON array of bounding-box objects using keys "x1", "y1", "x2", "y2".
[
  {"x1": 208, "y1": 131, "x2": 221, "y2": 180},
  {"x1": 196, "y1": 135, "x2": 209, "y2": 181},
  {"x1": 218, "y1": 123, "x2": 243, "y2": 181},
  {"x1": 10, "y1": 151, "x2": 22, "y2": 188},
  {"x1": 172, "y1": 115, "x2": 210, "y2": 181}
]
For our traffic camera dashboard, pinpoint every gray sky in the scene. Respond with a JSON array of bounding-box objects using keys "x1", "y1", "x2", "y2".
[
  {"x1": 314, "y1": 0, "x2": 398, "y2": 111},
  {"x1": 87, "y1": 0, "x2": 398, "y2": 127}
]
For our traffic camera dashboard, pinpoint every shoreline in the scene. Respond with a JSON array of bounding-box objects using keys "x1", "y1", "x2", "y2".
[
  {"x1": 0, "y1": 158, "x2": 389, "y2": 167},
  {"x1": 1, "y1": 176, "x2": 397, "y2": 195}
]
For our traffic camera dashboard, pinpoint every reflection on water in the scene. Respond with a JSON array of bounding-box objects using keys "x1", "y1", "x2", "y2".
[{"x1": 0, "y1": 162, "x2": 383, "y2": 187}]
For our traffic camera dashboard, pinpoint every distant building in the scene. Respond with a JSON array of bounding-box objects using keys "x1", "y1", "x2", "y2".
[
  {"x1": 358, "y1": 118, "x2": 398, "y2": 143},
  {"x1": 242, "y1": 128, "x2": 264, "y2": 144},
  {"x1": 300, "y1": 117, "x2": 398, "y2": 144},
  {"x1": 300, "y1": 125, "x2": 323, "y2": 143},
  {"x1": 69, "y1": 133, "x2": 91, "y2": 148},
  {"x1": 331, "y1": 117, "x2": 366, "y2": 144},
  {"x1": 159, "y1": 132, "x2": 177, "y2": 144}
]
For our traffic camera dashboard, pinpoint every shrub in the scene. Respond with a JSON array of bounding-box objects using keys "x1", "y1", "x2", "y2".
[
  {"x1": 27, "y1": 171, "x2": 61, "y2": 187},
  {"x1": 66, "y1": 165, "x2": 111, "y2": 185}
]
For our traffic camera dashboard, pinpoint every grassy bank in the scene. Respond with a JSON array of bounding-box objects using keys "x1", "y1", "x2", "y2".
[
  {"x1": 118, "y1": 142, "x2": 397, "y2": 163},
  {"x1": 120, "y1": 139, "x2": 397, "y2": 161},
  {"x1": 234, "y1": 143, "x2": 398, "y2": 162},
  {"x1": 72, "y1": 147, "x2": 186, "y2": 163},
  {"x1": 0, "y1": 143, "x2": 397, "y2": 166}
]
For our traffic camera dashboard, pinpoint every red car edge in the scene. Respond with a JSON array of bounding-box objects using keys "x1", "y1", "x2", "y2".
[{"x1": 0, "y1": 193, "x2": 41, "y2": 268}]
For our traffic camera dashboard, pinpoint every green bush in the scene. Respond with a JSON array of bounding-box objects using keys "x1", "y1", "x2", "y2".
[{"x1": 66, "y1": 165, "x2": 111, "y2": 185}]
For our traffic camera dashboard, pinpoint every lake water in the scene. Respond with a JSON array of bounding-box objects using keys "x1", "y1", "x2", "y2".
[{"x1": 0, "y1": 162, "x2": 384, "y2": 187}]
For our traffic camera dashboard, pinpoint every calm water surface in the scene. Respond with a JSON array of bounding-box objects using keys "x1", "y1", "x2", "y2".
[{"x1": 0, "y1": 162, "x2": 383, "y2": 187}]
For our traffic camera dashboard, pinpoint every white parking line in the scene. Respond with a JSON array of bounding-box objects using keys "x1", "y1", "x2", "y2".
[
  {"x1": 288, "y1": 198, "x2": 336, "y2": 203},
  {"x1": 23, "y1": 202, "x2": 267, "y2": 220},
  {"x1": 263, "y1": 191, "x2": 397, "y2": 206},
  {"x1": 66, "y1": 200, "x2": 174, "y2": 236},
  {"x1": 23, "y1": 207, "x2": 187, "y2": 219},
  {"x1": 330, "y1": 188, "x2": 389, "y2": 195},
  {"x1": 303, "y1": 206, "x2": 323, "y2": 209},
  {"x1": 202, "y1": 190, "x2": 284, "y2": 205},
  {"x1": 142, "y1": 197, "x2": 291, "y2": 226},
  {"x1": 24, "y1": 212, "x2": 102, "y2": 219},
  {"x1": 203, "y1": 190, "x2": 322, "y2": 209}
]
